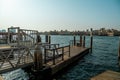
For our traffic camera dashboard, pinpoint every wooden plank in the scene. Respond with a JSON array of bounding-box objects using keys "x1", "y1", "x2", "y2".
[{"x1": 91, "y1": 70, "x2": 120, "y2": 80}]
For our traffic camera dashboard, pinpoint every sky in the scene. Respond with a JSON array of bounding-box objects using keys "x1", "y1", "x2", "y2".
[{"x1": 0, "y1": 0, "x2": 120, "y2": 31}]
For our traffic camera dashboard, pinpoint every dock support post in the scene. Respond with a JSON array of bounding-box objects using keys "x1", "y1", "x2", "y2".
[
  {"x1": 118, "y1": 37, "x2": 120, "y2": 67},
  {"x1": 80, "y1": 35, "x2": 82, "y2": 47},
  {"x1": 74, "y1": 35, "x2": 76, "y2": 46},
  {"x1": 83, "y1": 36, "x2": 85, "y2": 48},
  {"x1": 34, "y1": 34, "x2": 43, "y2": 70}
]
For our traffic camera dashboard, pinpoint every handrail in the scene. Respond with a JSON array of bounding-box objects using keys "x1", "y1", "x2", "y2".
[
  {"x1": 44, "y1": 45, "x2": 70, "y2": 65},
  {"x1": 0, "y1": 46, "x2": 34, "y2": 73}
]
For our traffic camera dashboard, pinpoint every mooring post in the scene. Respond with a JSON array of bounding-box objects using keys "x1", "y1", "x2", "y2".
[
  {"x1": 8, "y1": 28, "x2": 10, "y2": 44},
  {"x1": 48, "y1": 35, "x2": 51, "y2": 44},
  {"x1": 83, "y1": 36, "x2": 85, "y2": 48},
  {"x1": 90, "y1": 36, "x2": 93, "y2": 53},
  {"x1": 45, "y1": 35, "x2": 49, "y2": 43},
  {"x1": 90, "y1": 28, "x2": 93, "y2": 53},
  {"x1": 80, "y1": 35, "x2": 82, "y2": 47},
  {"x1": 48, "y1": 35, "x2": 51, "y2": 49},
  {"x1": 118, "y1": 37, "x2": 120, "y2": 66},
  {"x1": 34, "y1": 34, "x2": 43, "y2": 70},
  {"x1": 17, "y1": 27, "x2": 20, "y2": 46},
  {"x1": 73, "y1": 35, "x2": 76, "y2": 46}
]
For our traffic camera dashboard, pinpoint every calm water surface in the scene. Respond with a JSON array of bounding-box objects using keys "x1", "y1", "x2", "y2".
[{"x1": 2, "y1": 35, "x2": 120, "y2": 80}]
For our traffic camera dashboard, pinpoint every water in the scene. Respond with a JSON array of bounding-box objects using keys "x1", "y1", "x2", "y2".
[
  {"x1": 1, "y1": 69, "x2": 29, "y2": 80},
  {"x1": 1, "y1": 35, "x2": 120, "y2": 80},
  {"x1": 53, "y1": 36, "x2": 120, "y2": 80}
]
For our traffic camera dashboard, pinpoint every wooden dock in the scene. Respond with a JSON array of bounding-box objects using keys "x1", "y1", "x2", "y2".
[
  {"x1": 0, "y1": 27, "x2": 93, "y2": 80},
  {"x1": 49, "y1": 46, "x2": 89, "y2": 75},
  {"x1": 91, "y1": 70, "x2": 120, "y2": 80},
  {"x1": 0, "y1": 46, "x2": 89, "y2": 73},
  {"x1": 28, "y1": 46, "x2": 90, "y2": 80}
]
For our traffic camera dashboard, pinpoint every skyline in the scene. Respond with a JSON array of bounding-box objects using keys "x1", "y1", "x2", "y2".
[{"x1": 0, "y1": 0, "x2": 120, "y2": 31}]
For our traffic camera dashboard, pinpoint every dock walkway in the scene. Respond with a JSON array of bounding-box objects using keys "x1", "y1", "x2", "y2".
[
  {"x1": 0, "y1": 46, "x2": 89, "y2": 75},
  {"x1": 49, "y1": 46, "x2": 89, "y2": 75}
]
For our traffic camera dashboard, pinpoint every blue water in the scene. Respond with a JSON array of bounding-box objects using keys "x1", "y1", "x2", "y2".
[{"x1": 1, "y1": 35, "x2": 120, "y2": 80}]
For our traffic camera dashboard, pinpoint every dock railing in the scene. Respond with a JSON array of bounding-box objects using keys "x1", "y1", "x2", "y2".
[
  {"x1": 0, "y1": 32, "x2": 7, "y2": 44},
  {"x1": 0, "y1": 46, "x2": 34, "y2": 74},
  {"x1": 69, "y1": 35, "x2": 86, "y2": 47},
  {"x1": 44, "y1": 45, "x2": 70, "y2": 65},
  {"x1": 8, "y1": 27, "x2": 38, "y2": 48},
  {"x1": 70, "y1": 39, "x2": 85, "y2": 47}
]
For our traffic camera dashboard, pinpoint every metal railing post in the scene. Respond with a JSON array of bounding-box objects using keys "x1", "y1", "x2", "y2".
[
  {"x1": 17, "y1": 27, "x2": 20, "y2": 46},
  {"x1": 44, "y1": 48, "x2": 47, "y2": 64},
  {"x1": 73, "y1": 35, "x2": 76, "y2": 46},
  {"x1": 45, "y1": 35, "x2": 48, "y2": 43},
  {"x1": 53, "y1": 49, "x2": 55, "y2": 65},
  {"x1": 80, "y1": 35, "x2": 82, "y2": 47},
  {"x1": 69, "y1": 45, "x2": 70, "y2": 57},
  {"x1": 62, "y1": 47, "x2": 64, "y2": 60},
  {"x1": 8, "y1": 28, "x2": 10, "y2": 44},
  {"x1": 83, "y1": 36, "x2": 85, "y2": 48}
]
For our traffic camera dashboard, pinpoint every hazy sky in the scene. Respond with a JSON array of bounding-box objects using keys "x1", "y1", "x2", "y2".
[{"x1": 0, "y1": 0, "x2": 120, "y2": 31}]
